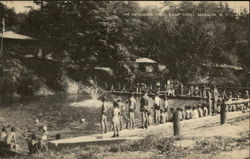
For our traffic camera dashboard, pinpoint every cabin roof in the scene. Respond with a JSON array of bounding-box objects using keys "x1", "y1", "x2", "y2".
[
  {"x1": 135, "y1": 57, "x2": 157, "y2": 64},
  {"x1": 0, "y1": 31, "x2": 35, "y2": 40}
]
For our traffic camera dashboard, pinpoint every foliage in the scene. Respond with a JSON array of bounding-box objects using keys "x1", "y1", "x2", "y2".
[
  {"x1": 0, "y1": 1, "x2": 249, "y2": 98},
  {"x1": 0, "y1": 56, "x2": 43, "y2": 97}
]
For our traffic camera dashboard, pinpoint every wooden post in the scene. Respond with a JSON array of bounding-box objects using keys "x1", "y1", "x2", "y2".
[
  {"x1": 220, "y1": 100, "x2": 227, "y2": 124},
  {"x1": 173, "y1": 110, "x2": 180, "y2": 136}
]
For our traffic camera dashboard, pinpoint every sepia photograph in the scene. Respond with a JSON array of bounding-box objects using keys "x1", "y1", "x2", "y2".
[{"x1": 0, "y1": 1, "x2": 249, "y2": 158}]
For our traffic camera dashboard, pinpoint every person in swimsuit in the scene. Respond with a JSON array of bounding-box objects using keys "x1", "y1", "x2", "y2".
[
  {"x1": 28, "y1": 134, "x2": 39, "y2": 155},
  {"x1": 154, "y1": 92, "x2": 161, "y2": 125},
  {"x1": 101, "y1": 96, "x2": 108, "y2": 133},
  {"x1": 117, "y1": 97, "x2": 129, "y2": 130},
  {"x1": 0, "y1": 127, "x2": 7, "y2": 143},
  {"x1": 0, "y1": 127, "x2": 7, "y2": 148},
  {"x1": 112, "y1": 101, "x2": 120, "y2": 137},
  {"x1": 127, "y1": 93, "x2": 136, "y2": 129},
  {"x1": 163, "y1": 96, "x2": 169, "y2": 122},
  {"x1": 140, "y1": 91, "x2": 149, "y2": 128},
  {"x1": 38, "y1": 126, "x2": 48, "y2": 151}
]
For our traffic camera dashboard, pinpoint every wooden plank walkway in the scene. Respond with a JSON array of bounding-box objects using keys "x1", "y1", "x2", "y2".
[{"x1": 107, "y1": 91, "x2": 205, "y2": 100}]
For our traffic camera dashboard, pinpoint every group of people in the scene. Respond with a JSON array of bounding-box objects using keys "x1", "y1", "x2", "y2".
[
  {"x1": 101, "y1": 91, "x2": 184, "y2": 137},
  {"x1": 27, "y1": 126, "x2": 48, "y2": 155},
  {"x1": 177, "y1": 104, "x2": 209, "y2": 121},
  {"x1": 101, "y1": 89, "x2": 249, "y2": 137},
  {"x1": 0, "y1": 125, "x2": 48, "y2": 155},
  {"x1": 101, "y1": 93, "x2": 137, "y2": 137},
  {"x1": 1, "y1": 89, "x2": 248, "y2": 154}
]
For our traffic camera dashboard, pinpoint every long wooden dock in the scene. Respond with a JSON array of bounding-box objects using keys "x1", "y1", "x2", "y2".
[
  {"x1": 107, "y1": 91, "x2": 206, "y2": 100},
  {"x1": 48, "y1": 134, "x2": 143, "y2": 150}
]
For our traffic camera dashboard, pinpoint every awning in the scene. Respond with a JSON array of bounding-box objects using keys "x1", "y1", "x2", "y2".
[
  {"x1": 0, "y1": 31, "x2": 35, "y2": 40},
  {"x1": 135, "y1": 57, "x2": 157, "y2": 63},
  {"x1": 94, "y1": 67, "x2": 113, "y2": 76}
]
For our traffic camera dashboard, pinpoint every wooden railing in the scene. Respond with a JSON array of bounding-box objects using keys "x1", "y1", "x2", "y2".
[{"x1": 225, "y1": 99, "x2": 250, "y2": 105}]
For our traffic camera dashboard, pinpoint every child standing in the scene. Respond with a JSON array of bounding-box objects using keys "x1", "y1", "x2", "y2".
[
  {"x1": 112, "y1": 101, "x2": 120, "y2": 137},
  {"x1": 39, "y1": 126, "x2": 48, "y2": 152}
]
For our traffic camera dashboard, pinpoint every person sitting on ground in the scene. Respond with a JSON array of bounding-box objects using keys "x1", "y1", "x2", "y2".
[
  {"x1": 0, "y1": 127, "x2": 7, "y2": 148},
  {"x1": 235, "y1": 104, "x2": 240, "y2": 111},
  {"x1": 189, "y1": 106, "x2": 193, "y2": 119},
  {"x1": 112, "y1": 100, "x2": 120, "y2": 137},
  {"x1": 185, "y1": 106, "x2": 190, "y2": 120},
  {"x1": 5, "y1": 127, "x2": 17, "y2": 151},
  {"x1": 177, "y1": 108, "x2": 183, "y2": 120},
  {"x1": 169, "y1": 108, "x2": 174, "y2": 122},
  {"x1": 191, "y1": 106, "x2": 199, "y2": 119},
  {"x1": 231, "y1": 104, "x2": 237, "y2": 112},
  {"x1": 228, "y1": 104, "x2": 232, "y2": 112},
  {"x1": 101, "y1": 96, "x2": 108, "y2": 134},
  {"x1": 216, "y1": 99, "x2": 222, "y2": 113},
  {"x1": 28, "y1": 134, "x2": 39, "y2": 155},
  {"x1": 202, "y1": 105, "x2": 208, "y2": 117},
  {"x1": 197, "y1": 105, "x2": 203, "y2": 118},
  {"x1": 241, "y1": 103, "x2": 247, "y2": 111},
  {"x1": 0, "y1": 127, "x2": 7, "y2": 142}
]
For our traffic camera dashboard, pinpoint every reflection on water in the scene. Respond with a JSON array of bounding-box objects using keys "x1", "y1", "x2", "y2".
[{"x1": 0, "y1": 94, "x2": 203, "y2": 151}]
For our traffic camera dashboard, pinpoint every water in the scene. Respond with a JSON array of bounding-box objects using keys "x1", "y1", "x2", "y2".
[{"x1": 0, "y1": 94, "x2": 202, "y2": 152}]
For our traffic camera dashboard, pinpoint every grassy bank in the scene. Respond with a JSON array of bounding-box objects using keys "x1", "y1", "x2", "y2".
[{"x1": 5, "y1": 132, "x2": 249, "y2": 159}]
